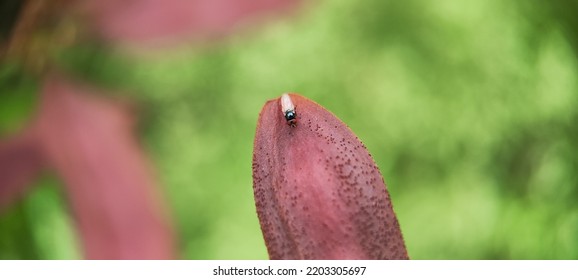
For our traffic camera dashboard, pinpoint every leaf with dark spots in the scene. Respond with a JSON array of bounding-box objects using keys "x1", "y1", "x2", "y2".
[{"x1": 252, "y1": 93, "x2": 409, "y2": 259}]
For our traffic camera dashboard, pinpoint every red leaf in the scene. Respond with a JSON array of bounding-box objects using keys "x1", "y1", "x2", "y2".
[
  {"x1": 36, "y1": 74, "x2": 176, "y2": 259},
  {"x1": 0, "y1": 129, "x2": 45, "y2": 210},
  {"x1": 79, "y1": 0, "x2": 302, "y2": 47},
  {"x1": 252, "y1": 93, "x2": 408, "y2": 259}
]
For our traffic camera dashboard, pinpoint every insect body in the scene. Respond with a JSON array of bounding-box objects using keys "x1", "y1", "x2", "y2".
[{"x1": 281, "y1": 93, "x2": 297, "y2": 127}]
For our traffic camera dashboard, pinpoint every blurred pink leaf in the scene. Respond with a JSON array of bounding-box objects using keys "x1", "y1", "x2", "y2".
[
  {"x1": 0, "y1": 129, "x2": 45, "y2": 210},
  {"x1": 79, "y1": 0, "x2": 303, "y2": 47},
  {"x1": 35, "y1": 74, "x2": 176, "y2": 259},
  {"x1": 252, "y1": 93, "x2": 408, "y2": 259}
]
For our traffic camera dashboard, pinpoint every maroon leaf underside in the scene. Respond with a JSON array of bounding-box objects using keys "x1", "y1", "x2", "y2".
[{"x1": 253, "y1": 94, "x2": 408, "y2": 260}]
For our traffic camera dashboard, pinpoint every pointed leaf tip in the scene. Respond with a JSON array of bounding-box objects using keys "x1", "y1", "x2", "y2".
[{"x1": 252, "y1": 93, "x2": 408, "y2": 260}]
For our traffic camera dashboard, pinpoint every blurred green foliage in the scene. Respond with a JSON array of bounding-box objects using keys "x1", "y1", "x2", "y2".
[
  {"x1": 0, "y1": 63, "x2": 37, "y2": 135},
  {"x1": 2, "y1": 0, "x2": 578, "y2": 259}
]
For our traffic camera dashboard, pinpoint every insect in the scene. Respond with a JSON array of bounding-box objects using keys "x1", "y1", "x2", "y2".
[{"x1": 281, "y1": 93, "x2": 297, "y2": 127}]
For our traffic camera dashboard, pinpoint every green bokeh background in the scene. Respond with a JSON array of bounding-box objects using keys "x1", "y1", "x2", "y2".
[{"x1": 2, "y1": 0, "x2": 578, "y2": 259}]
